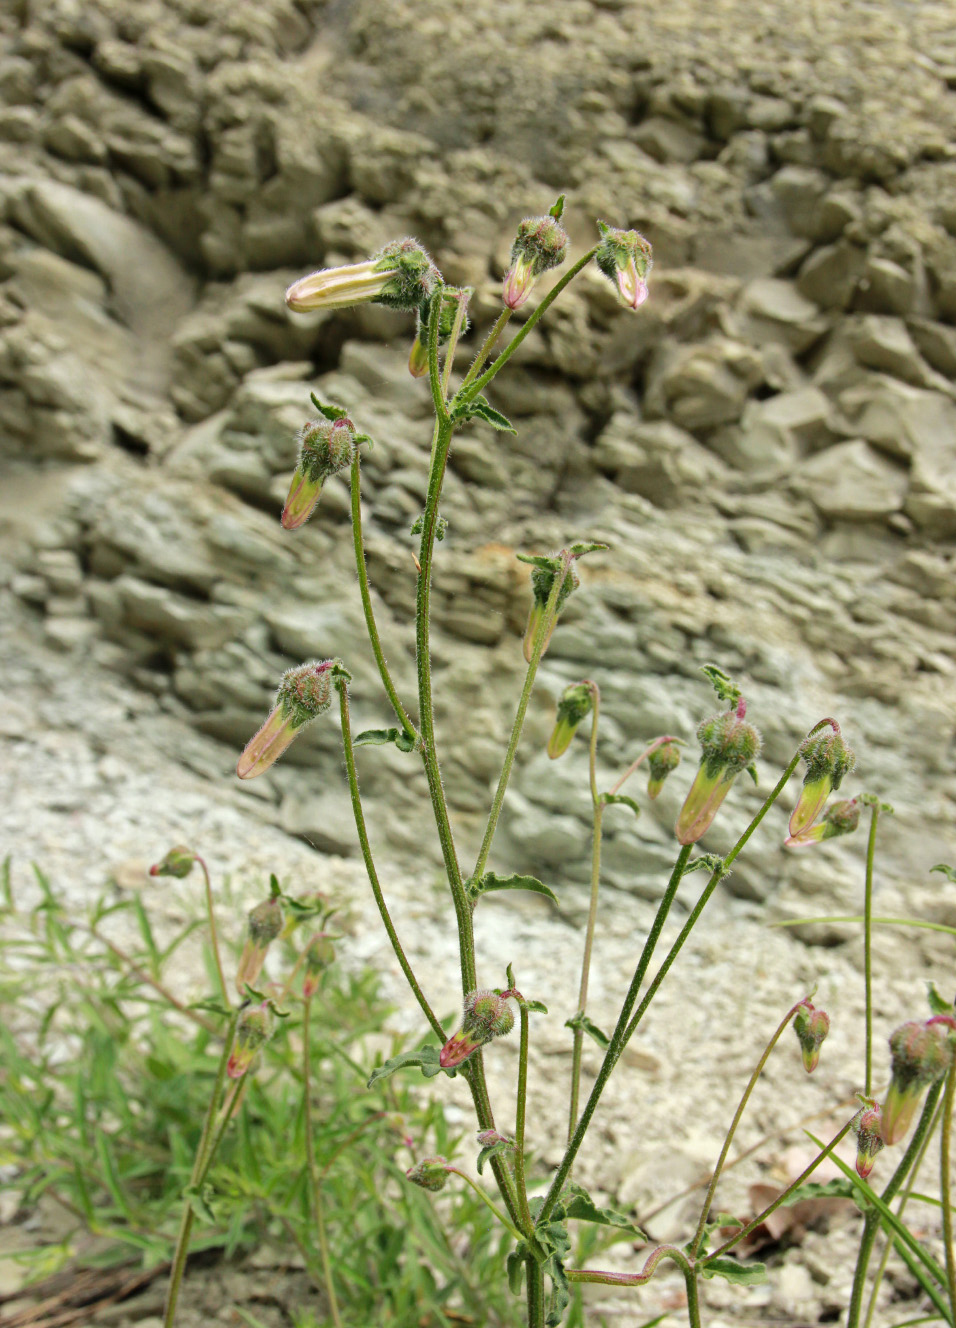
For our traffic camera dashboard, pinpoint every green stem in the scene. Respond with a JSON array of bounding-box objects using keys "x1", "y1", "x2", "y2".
[
  {"x1": 538, "y1": 844, "x2": 693, "y2": 1226},
  {"x1": 515, "y1": 1000, "x2": 534, "y2": 1233},
  {"x1": 440, "y1": 288, "x2": 471, "y2": 399},
  {"x1": 691, "y1": 1003, "x2": 803, "y2": 1256},
  {"x1": 608, "y1": 735, "x2": 681, "y2": 796},
  {"x1": 337, "y1": 683, "x2": 444, "y2": 1041},
  {"x1": 684, "y1": 1263, "x2": 702, "y2": 1328},
  {"x1": 569, "y1": 685, "x2": 602, "y2": 1145},
  {"x1": 941, "y1": 1060, "x2": 956, "y2": 1322},
  {"x1": 304, "y1": 994, "x2": 343, "y2": 1328},
  {"x1": 471, "y1": 549, "x2": 574, "y2": 882},
  {"x1": 93, "y1": 928, "x2": 218, "y2": 1034},
  {"x1": 447, "y1": 1168, "x2": 524, "y2": 1243},
  {"x1": 163, "y1": 1011, "x2": 239, "y2": 1328},
  {"x1": 462, "y1": 1056, "x2": 522, "y2": 1227},
  {"x1": 195, "y1": 856, "x2": 228, "y2": 1008},
  {"x1": 526, "y1": 1256, "x2": 545, "y2": 1328},
  {"x1": 349, "y1": 450, "x2": 417, "y2": 743},
  {"x1": 459, "y1": 307, "x2": 513, "y2": 392},
  {"x1": 863, "y1": 803, "x2": 879, "y2": 1097},
  {"x1": 454, "y1": 247, "x2": 599, "y2": 410},
  {"x1": 427, "y1": 283, "x2": 450, "y2": 424},
  {"x1": 566, "y1": 1242, "x2": 694, "y2": 1286}
]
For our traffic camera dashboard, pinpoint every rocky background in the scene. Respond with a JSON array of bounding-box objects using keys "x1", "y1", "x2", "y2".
[{"x1": 1, "y1": 0, "x2": 956, "y2": 1323}]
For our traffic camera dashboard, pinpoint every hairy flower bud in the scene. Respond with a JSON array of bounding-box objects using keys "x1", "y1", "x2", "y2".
[
  {"x1": 149, "y1": 845, "x2": 197, "y2": 879},
  {"x1": 286, "y1": 239, "x2": 439, "y2": 314},
  {"x1": 788, "y1": 726, "x2": 856, "y2": 841},
  {"x1": 595, "y1": 223, "x2": 653, "y2": 309},
  {"x1": 302, "y1": 933, "x2": 335, "y2": 999},
  {"x1": 235, "y1": 896, "x2": 284, "y2": 995},
  {"x1": 406, "y1": 1156, "x2": 452, "y2": 1191},
  {"x1": 647, "y1": 741, "x2": 682, "y2": 799},
  {"x1": 523, "y1": 563, "x2": 578, "y2": 663},
  {"x1": 227, "y1": 1001, "x2": 275, "y2": 1079},
  {"x1": 237, "y1": 660, "x2": 336, "y2": 780},
  {"x1": 440, "y1": 990, "x2": 515, "y2": 1069},
  {"x1": 408, "y1": 286, "x2": 469, "y2": 378},
  {"x1": 502, "y1": 215, "x2": 569, "y2": 310},
  {"x1": 882, "y1": 1017, "x2": 956, "y2": 1145},
  {"x1": 851, "y1": 1098, "x2": 885, "y2": 1179},
  {"x1": 675, "y1": 698, "x2": 762, "y2": 844},
  {"x1": 793, "y1": 999, "x2": 830, "y2": 1073},
  {"x1": 282, "y1": 417, "x2": 357, "y2": 531},
  {"x1": 547, "y1": 682, "x2": 594, "y2": 759},
  {"x1": 785, "y1": 797, "x2": 861, "y2": 849}
]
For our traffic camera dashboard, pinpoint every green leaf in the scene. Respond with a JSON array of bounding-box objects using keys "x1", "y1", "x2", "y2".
[
  {"x1": 366, "y1": 1044, "x2": 453, "y2": 1087},
  {"x1": 477, "y1": 1139, "x2": 515, "y2": 1175},
  {"x1": 780, "y1": 1178, "x2": 856, "y2": 1204},
  {"x1": 467, "y1": 872, "x2": 558, "y2": 905},
  {"x1": 184, "y1": 1184, "x2": 216, "y2": 1225},
  {"x1": 564, "y1": 1013, "x2": 609, "y2": 1049},
  {"x1": 931, "y1": 864, "x2": 956, "y2": 885},
  {"x1": 189, "y1": 999, "x2": 232, "y2": 1017},
  {"x1": 516, "y1": 552, "x2": 562, "y2": 570},
  {"x1": 700, "y1": 1257, "x2": 768, "y2": 1286},
  {"x1": 524, "y1": 998, "x2": 548, "y2": 1014},
  {"x1": 927, "y1": 982, "x2": 954, "y2": 1016},
  {"x1": 467, "y1": 397, "x2": 518, "y2": 434},
  {"x1": 507, "y1": 1249, "x2": 525, "y2": 1295},
  {"x1": 563, "y1": 1184, "x2": 646, "y2": 1238},
  {"x1": 549, "y1": 194, "x2": 566, "y2": 220},
  {"x1": 354, "y1": 727, "x2": 417, "y2": 753},
  {"x1": 700, "y1": 664, "x2": 742, "y2": 708},
  {"x1": 746, "y1": 763, "x2": 759, "y2": 786},
  {"x1": 599, "y1": 792, "x2": 641, "y2": 819},
  {"x1": 309, "y1": 392, "x2": 349, "y2": 421},
  {"x1": 682, "y1": 853, "x2": 727, "y2": 878},
  {"x1": 566, "y1": 541, "x2": 610, "y2": 558}
]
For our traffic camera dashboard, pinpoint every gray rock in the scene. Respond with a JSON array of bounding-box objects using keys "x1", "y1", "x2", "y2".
[
  {"x1": 848, "y1": 315, "x2": 946, "y2": 388},
  {"x1": 633, "y1": 116, "x2": 704, "y2": 164},
  {"x1": 797, "y1": 439, "x2": 908, "y2": 521},
  {"x1": 645, "y1": 339, "x2": 763, "y2": 431},
  {"x1": 113, "y1": 575, "x2": 249, "y2": 651},
  {"x1": 838, "y1": 380, "x2": 956, "y2": 463},
  {"x1": 741, "y1": 278, "x2": 829, "y2": 353},
  {"x1": 797, "y1": 241, "x2": 866, "y2": 310},
  {"x1": 906, "y1": 318, "x2": 956, "y2": 378},
  {"x1": 280, "y1": 788, "x2": 358, "y2": 856}
]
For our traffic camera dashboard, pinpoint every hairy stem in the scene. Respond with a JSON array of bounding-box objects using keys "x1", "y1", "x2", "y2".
[
  {"x1": 459, "y1": 306, "x2": 513, "y2": 391},
  {"x1": 941, "y1": 1059, "x2": 956, "y2": 1322},
  {"x1": 304, "y1": 993, "x2": 343, "y2": 1328},
  {"x1": 195, "y1": 856, "x2": 228, "y2": 1008},
  {"x1": 515, "y1": 1000, "x2": 534, "y2": 1233},
  {"x1": 863, "y1": 802, "x2": 880, "y2": 1096},
  {"x1": 569, "y1": 684, "x2": 602, "y2": 1144}
]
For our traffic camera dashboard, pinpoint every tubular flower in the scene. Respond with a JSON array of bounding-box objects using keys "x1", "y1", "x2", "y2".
[
  {"x1": 440, "y1": 990, "x2": 515, "y2": 1069},
  {"x1": 881, "y1": 1017, "x2": 956, "y2": 1145},
  {"x1": 793, "y1": 999, "x2": 830, "y2": 1073},
  {"x1": 547, "y1": 682, "x2": 594, "y2": 759},
  {"x1": 647, "y1": 741, "x2": 681, "y2": 799},
  {"x1": 675, "y1": 698, "x2": 762, "y2": 844},
  {"x1": 281, "y1": 416, "x2": 357, "y2": 530},
  {"x1": 235, "y1": 896, "x2": 284, "y2": 995},
  {"x1": 285, "y1": 239, "x2": 440, "y2": 314},
  {"x1": 502, "y1": 215, "x2": 569, "y2": 310},
  {"x1": 785, "y1": 797, "x2": 860, "y2": 848},
  {"x1": 595, "y1": 223, "x2": 653, "y2": 309},
  {"x1": 851, "y1": 1098, "x2": 885, "y2": 1179},
  {"x1": 237, "y1": 660, "x2": 335, "y2": 780},
  {"x1": 788, "y1": 725, "x2": 856, "y2": 841},
  {"x1": 227, "y1": 1001, "x2": 275, "y2": 1079},
  {"x1": 523, "y1": 563, "x2": 578, "y2": 663}
]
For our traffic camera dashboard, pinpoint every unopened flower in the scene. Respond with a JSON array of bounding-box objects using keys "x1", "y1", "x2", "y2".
[
  {"x1": 851, "y1": 1098, "x2": 884, "y2": 1179},
  {"x1": 440, "y1": 990, "x2": 515, "y2": 1069},
  {"x1": 408, "y1": 287, "x2": 469, "y2": 378},
  {"x1": 502, "y1": 215, "x2": 569, "y2": 310},
  {"x1": 523, "y1": 562, "x2": 578, "y2": 663},
  {"x1": 235, "y1": 896, "x2": 284, "y2": 995},
  {"x1": 788, "y1": 725, "x2": 856, "y2": 841},
  {"x1": 647, "y1": 742, "x2": 681, "y2": 799},
  {"x1": 286, "y1": 239, "x2": 439, "y2": 314},
  {"x1": 149, "y1": 845, "x2": 196, "y2": 879},
  {"x1": 595, "y1": 223, "x2": 653, "y2": 309},
  {"x1": 227, "y1": 1001, "x2": 275, "y2": 1079},
  {"x1": 675, "y1": 698, "x2": 762, "y2": 844},
  {"x1": 785, "y1": 798, "x2": 860, "y2": 848},
  {"x1": 282, "y1": 417, "x2": 357, "y2": 530},
  {"x1": 237, "y1": 660, "x2": 336, "y2": 780},
  {"x1": 302, "y1": 933, "x2": 335, "y2": 999},
  {"x1": 793, "y1": 999, "x2": 830, "y2": 1073},
  {"x1": 882, "y1": 1017, "x2": 956, "y2": 1145},
  {"x1": 406, "y1": 1156, "x2": 452, "y2": 1191},
  {"x1": 547, "y1": 682, "x2": 594, "y2": 759}
]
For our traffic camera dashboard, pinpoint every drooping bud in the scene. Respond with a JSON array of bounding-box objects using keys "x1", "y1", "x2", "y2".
[
  {"x1": 502, "y1": 215, "x2": 569, "y2": 310},
  {"x1": 547, "y1": 682, "x2": 594, "y2": 759},
  {"x1": 227, "y1": 1001, "x2": 276, "y2": 1079},
  {"x1": 302, "y1": 933, "x2": 335, "y2": 999},
  {"x1": 235, "y1": 896, "x2": 284, "y2": 995},
  {"x1": 675, "y1": 698, "x2": 762, "y2": 844},
  {"x1": 406, "y1": 1156, "x2": 452, "y2": 1192},
  {"x1": 595, "y1": 223, "x2": 653, "y2": 310},
  {"x1": 286, "y1": 239, "x2": 440, "y2": 314},
  {"x1": 149, "y1": 845, "x2": 197, "y2": 879},
  {"x1": 281, "y1": 417, "x2": 357, "y2": 531},
  {"x1": 523, "y1": 563, "x2": 578, "y2": 663},
  {"x1": 785, "y1": 797, "x2": 861, "y2": 849},
  {"x1": 408, "y1": 286, "x2": 469, "y2": 378},
  {"x1": 477, "y1": 1128, "x2": 513, "y2": 1149},
  {"x1": 788, "y1": 725, "x2": 856, "y2": 841},
  {"x1": 882, "y1": 1017, "x2": 956, "y2": 1145},
  {"x1": 647, "y1": 742, "x2": 682, "y2": 799},
  {"x1": 851, "y1": 1098, "x2": 885, "y2": 1180},
  {"x1": 440, "y1": 990, "x2": 516, "y2": 1069},
  {"x1": 793, "y1": 999, "x2": 830, "y2": 1073},
  {"x1": 237, "y1": 660, "x2": 336, "y2": 780}
]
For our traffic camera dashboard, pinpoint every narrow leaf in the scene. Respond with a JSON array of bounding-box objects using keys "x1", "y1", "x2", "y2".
[
  {"x1": 700, "y1": 1257, "x2": 768, "y2": 1286},
  {"x1": 477, "y1": 1140, "x2": 515, "y2": 1176},
  {"x1": 354, "y1": 728, "x2": 416, "y2": 753},
  {"x1": 599, "y1": 792, "x2": 641, "y2": 819},
  {"x1": 563, "y1": 1185, "x2": 646, "y2": 1238},
  {"x1": 309, "y1": 392, "x2": 349, "y2": 421},
  {"x1": 467, "y1": 872, "x2": 558, "y2": 904},
  {"x1": 366, "y1": 1045, "x2": 452, "y2": 1087},
  {"x1": 468, "y1": 398, "x2": 518, "y2": 434},
  {"x1": 565, "y1": 1013, "x2": 609, "y2": 1049},
  {"x1": 549, "y1": 194, "x2": 566, "y2": 220}
]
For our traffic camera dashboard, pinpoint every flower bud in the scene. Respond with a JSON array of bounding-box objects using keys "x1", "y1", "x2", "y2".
[
  {"x1": 851, "y1": 1098, "x2": 885, "y2": 1180},
  {"x1": 788, "y1": 727, "x2": 856, "y2": 841},
  {"x1": 408, "y1": 287, "x2": 469, "y2": 378},
  {"x1": 476, "y1": 1128, "x2": 513, "y2": 1149},
  {"x1": 281, "y1": 416, "x2": 357, "y2": 531},
  {"x1": 235, "y1": 896, "x2": 284, "y2": 995},
  {"x1": 406, "y1": 1156, "x2": 451, "y2": 1192},
  {"x1": 502, "y1": 215, "x2": 569, "y2": 310},
  {"x1": 523, "y1": 564, "x2": 578, "y2": 663},
  {"x1": 237, "y1": 660, "x2": 336, "y2": 780},
  {"x1": 149, "y1": 845, "x2": 197, "y2": 879},
  {"x1": 547, "y1": 682, "x2": 593, "y2": 759},
  {"x1": 302, "y1": 933, "x2": 335, "y2": 999},
  {"x1": 286, "y1": 239, "x2": 439, "y2": 314},
  {"x1": 647, "y1": 742, "x2": 681, "y2": 799},
  {"x1": 227, "y1": 1001, "x2": 275, "y2": 1079},
  {"x1": 882, "y1": 1017, "x2": 956, "y2": 1145},
  {"x1": 785, "y1": 797, "x2": 860, "y2": 849},
  {"x1": 675, "y1": 699, "x2": 762, "y2": 844},
  {"x1": 595, "y1": 223, "x2": 653, "y2": 310},
  {"x1": 440, "y1": 990, "x2": 515, "y2": 1069},
  {"x1": 793, "y1": 1000, "x2": 830, "y2": 1073}
]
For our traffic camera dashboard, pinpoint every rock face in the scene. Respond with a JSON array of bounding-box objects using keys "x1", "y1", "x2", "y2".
[{"x1": 0, "y1": 0, "x2": 955, "y2": 908}]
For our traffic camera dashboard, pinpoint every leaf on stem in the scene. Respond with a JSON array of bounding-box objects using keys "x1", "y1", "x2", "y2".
[
  {"x1": 700, "y1": 1256, "x2": 768, "y2": 1286},
  {"x1": 309, "y1": 392, "x2": 350, "y2": 422},
  {"x1": 184, "y1": 1183, "x2": 217, "y2": 1225},
  {"x1": 599, "y1": 792, "x2": 641, "y2": 819},
  {"x1": 466, "y1": 872, "x2": 558, "y2": 905},
  {"x1": 931, "y1": 863, "x2": 956, "y2": 885},
  {"x1": 477, "y1": 1139, "x2": 515, "y2": 1175},
  {"x1": 366, "y1": 1044, "x2": 455, "y2": 1087},
  {"x1": 927, "y1": 982, "x2": 955, "y2": 1016},
  {"x1": 681, "y1": 853, "x2": 727, "y2": 878},
  {"x1": 700, "y1": 664, "x2": 742, "y2": 709},
  {"x1": 354, "y1": 726, "x2": 417, "y2": 753},
  {"x1": 564, "y1": 1012, "x2": 610, "y2": 1049},
  {"x1": 450, "y1": 394, "x2": 517, "y2": 433},
  {"x1": 563, "y1": 1182, "x2": 646, "y2": 1238}
]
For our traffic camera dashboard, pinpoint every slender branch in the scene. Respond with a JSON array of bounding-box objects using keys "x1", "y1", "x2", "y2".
[
  {"x1": 195, "y1": 856, "x2": 228, "y2": 1008},
  {"x1": 569, "y1": 684, "x2": 602, "y2": 1144},
  {"x1": 608, "y1": 735, "x2": 681, "y2": 796},
  {"x1": 427, "y1": 284, "x2": 450, "y2": 424},
  {"x1": 349, "y1": 450, "x2": 417, "y2": 743},
  {"x1": 863, "y1": 802, "x2": 880, "y2": 1096},
  {"x1": 446, "y1": 1168, "x2": 524, "y2": 1243},
  {"x1": 526, "y1": 1256, "x2": 545, "y2": 1328},
  {"x1": 941, "y1": 1059, "x2": 956, "y2": 1322},
  {"x1": 566, "y1": 1242, "x2": 694, "y2": 1286},
  {"x1": 514, "y1": 1000, "x2": 534, "y2": 1233},
  {"x1": 440, "y1": 288, "x2": 471, "y2": 399},
  {"x1": 459, "y1": 307, "x2": 513, "y2": 392},
  {"x1": 462, "y1": 1056, "x2": 522, "y2": 1227},
  {"x1": 304, "y1": 994, "x2": 343, "y2": 1328},
  {"x1": 337, "y1": 683, "x2": 445, "y2": 1041},
  {"x1": 92, "y1": 928, "x2": 218, "y2": 1034}
]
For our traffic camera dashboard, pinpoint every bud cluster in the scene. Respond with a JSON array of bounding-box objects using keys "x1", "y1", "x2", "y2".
[
  {"x1": 647, "y1": 741, "x2": 681, "y2": 799},
  {"x1": 149, "y1": 845, "x2": 197, "y2": 879},
  {"x1": 237, "y1": 659, "x2": 337, "y2": 780},
  {"x1": 440, "y1": 990, "x2": 516, "y2": 1069},
  {"x1": 227, "y1": 1001, "x2": 276, "y2": 1079},
  {"x1": 524, "y1": 563, "x2": 578, "y2": 663},
  {"x1": 406, "y1": 1156, "x2": 452, "y2": 1192},
  {"x1": 675, "y1": 699, "x2": 762, "y2": 844},
  {"x1": 595, "y1": 223, "x2": 653, "y2": 310},
  {"x1": 787, "y1": 726, "x2": 856, "y2": 843},
  {"x1": 851, "y1": 1097, "x2": 884, "y2": 1179},
  {"x1": 236, "y1": 895, "x2": 284, "y2": 995},
  {"x1": 503, "y1": 215, "x2": 569, "y2": 310},
  {"x1": 282, "y1": 417, "x2": 357, "y2": 531},
  {"x1": 285, "y1": 239, "x2": 439, "y2": 315},
  {"x1": 302, "y1": 933, "x2": 335, "y2": 999},
  {"x1": 882, "y1": 1016, "x2": 956, "y2": 1144}
]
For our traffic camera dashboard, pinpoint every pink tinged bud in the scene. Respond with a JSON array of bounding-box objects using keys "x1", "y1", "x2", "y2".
[
  {"x1": 793, "y1": 1001, "x2": 830, "y2": 1073},
  {"x1": 647, "y1": 742, "x2": 681, "y2": 799},
  {"x1": 616, "y1": 259, "x2": 649, "y2": 310},
  {"x1": 785, "y1": 797, "x2": 861, "y2": 849},
  {"x1": 502, "y1": 215, "x2": 569, "y2": 309},
  {"x1": 237, "y1": 660, "x2": 335, "y2": 779},
  {"x1": 235, "y1": 897, "x2": 284, "y2": 995},
  {"x1": 406, "y1": 1157, "x2": 451, "y2": 1192},
  {"x1": 675, "y1": 706, "x2": 762, "y2": 844},
  {"x1": 789, "y1": 728, "x2": 856, "y2": 839},
  {"x1": 150, "y1": 845, "x2": 196, "y2": 879},
  {"x1": 302, "y1": 934, "x2": 335, "y2": 999},
  {"x1": 788, "y1": 774, "x2": 833, "y2": 840},
  {"x1": 439, "y1": 1028, "x2": 487, "y2": 1069},
  {"x1": 285, "y1": 260, "x2": 394, "y2": 312},
  {"x1": 851, "y1": 1099, "x2": 884, "y2": 1179},
  {"x1": 547, "y1": 682, "x2": 593, "y2": 759},
  {"x1": 595, "y1": 223, "x2": 653, "y2": 311},
  {"x1": 674, "y1": 765, "x2": 735, "y2": 845},
  {"x1": 408, "y1": 334, "x2": 429, "y2": 378},
  {"x1": 281, "y1": 417, "x2": 356, "y2": 531},
  {"x1": 441, "y1": 990, "x2": 515, "y2": 1067},
  {"x1": 503, "y1": 255, "x2": 536, "y2": 310},
  {"x1": 227, "y1": 1002, "x2": 275, "y2": 1079},
  {"x1": 281, "y1": 466, "x2": 324, "y2": 531},
  {"x1": 882, "y1": 1018, "x2": 956, "y2": 1144}
]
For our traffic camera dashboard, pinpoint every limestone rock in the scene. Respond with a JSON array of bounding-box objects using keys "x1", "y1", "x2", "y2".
[
  {"x1": 741, "y1": 278, "x2": 829, "y2": 353},
  {"x1": 797, "y1": 439, "x2": 908, "y2": 521}
]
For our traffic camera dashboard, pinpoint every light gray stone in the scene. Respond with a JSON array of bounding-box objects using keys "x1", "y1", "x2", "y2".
[
  {"x1": 848, "y1": 315, "x2": 946, "y2": 388},
  {"x1": 797, "y1": 439, "x2": 908, "y2": 521},
  {"x1": 741, "y1": 278, "x2": 829, "y2": 353},
  {"x1": 797, "y1": 241, "x2": 866, "y2": 310}
]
